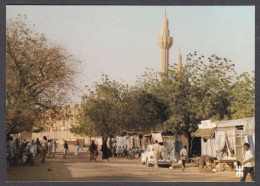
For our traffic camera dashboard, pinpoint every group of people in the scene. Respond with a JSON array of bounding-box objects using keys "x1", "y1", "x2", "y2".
[
  {"x1": 38, "y1": 137, "x2": 82, "y2": 161},
  {"x1": 39, "y1": 136, "x2": 59, "y2": 162},
  {"x1": 89, "y1": 140, "x2": 112, "y2": 162},
  {"x1": 7, "y1": 136, "x2": 42, "y2": 162},
  {"x1": 6, "y1": 136, "x2": 82, "y2": 164},
  {"x1": 112, "y1": 145, "x2": 140, "y2": 158}
]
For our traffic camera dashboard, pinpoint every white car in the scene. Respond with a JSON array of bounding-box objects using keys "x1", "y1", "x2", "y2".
[{"x1": 140, "y1": 145, "x2": 172, "y2": 167}]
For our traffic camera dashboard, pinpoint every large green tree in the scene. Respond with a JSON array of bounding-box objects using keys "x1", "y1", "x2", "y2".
[
  {"x1": 70, "y1": 75, "x2": 126, "y2": 142},
  {"x1": 120, "y1": 89, "x2": 167, "y2": 133},
  {"x1": 134, "y1": 51, "x2": 254, "y2": 138}
]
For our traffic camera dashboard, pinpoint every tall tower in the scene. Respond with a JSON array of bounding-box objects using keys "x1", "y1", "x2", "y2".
[
  {"x1": 175, "y1": 49, "x2": 183, "y2": 73},
  {"x1": 157, "y1": 13, "x2": 173, "y2": 82}
]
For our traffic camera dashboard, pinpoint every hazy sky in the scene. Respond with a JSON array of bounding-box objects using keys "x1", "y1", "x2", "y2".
[{"x1": 6, "y1": 6, "x2": 255, "y2": 103}]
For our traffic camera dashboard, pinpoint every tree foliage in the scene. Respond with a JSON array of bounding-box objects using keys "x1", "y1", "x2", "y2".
[
  {"x1": 6, "y1": 15, "x2": 80, "y2": 134},
  {"x1": 72, "y1": 51, "x2": 254, "y2": 140},
  {"x1": 71, "y1": 74, "x2": 167, "y2": 138},
  {"x1": 71, "y1": 74, "x2": 126, "y2": 138}
]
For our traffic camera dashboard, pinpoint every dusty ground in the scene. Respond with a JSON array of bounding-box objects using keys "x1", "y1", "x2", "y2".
[{"x1": 6, "y1": 146, "x2": 243, "y2": 182}]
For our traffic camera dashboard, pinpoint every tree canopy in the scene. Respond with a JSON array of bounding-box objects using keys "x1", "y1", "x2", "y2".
[
  {"x1": 71, "y1": 52, "x2": 254, "y2": 140},
  {"x1": 6, "y1": 15, "x2": 80, "y2": 134}
]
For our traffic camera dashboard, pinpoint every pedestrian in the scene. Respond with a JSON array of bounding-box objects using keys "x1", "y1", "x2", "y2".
[
  {"x1": 115, "y1": 145, "x2": 120, "y2": 157},
  {"x1": 89, "y1": 140, "x2": 98, "y2": 161},
  {"x1": 180, "y1": 145, "x2": 188, "y2": 171},
  {"x1": 40, "y1": 136, "x2": 48, "y2": 163},
  {"x1": 35, "y1": 138, "x2": 40, "y2": 155},
  {"x1": 30, "y1": 140, "x2": 36, "y2": 157},
  {"x1": 136, "y1": 147, "x2": 141, "y2": 158},
  {"x1": 112, "y1": 142, "x2": 116, "y2": 157},
  {"x1": 101, "y1": 142, "x2": 112, "y2": 162},
  {"x1": 124, "y1": 145, "x2": 128, "y2": 157},
  {"x1": 63, "y1": 140, "x2": 69, "y2": 158},
  {"x1": 52, "y1": 140, "x2": 58, "y2": 158},
  {"x1": 21, "y1": 139, "x2": 28, "y2": 151},
  {"x1": 119, "y1": 146, "x2": 122, "y2": 157},
  {"x1": 120, "y1": 146, "x2": 125, "y2": 157},
  {"x1": 152, "y1": 140, "x2": 162, "y2": 169},
  {"x1": 15, "y1": 138, "x2": 20, "y2": 155},
  {"x1": 74, "y1": 139, "x2": 80, "y2": 156},
  {"x1": 47, "y1": 139, "x2": 52, "y2": 158},
  {"x1": 169, "y1": 140, "x2": 177, "y2": 162},
  {"x1": 32, "y1": 140, "x2": 38, "y2": 156},
  {"x1": 240, "y1": 143, "x2": 255, "y2": 182},
  {"x1": 7, "y1": 136, "x2": 16, "y2": 160}
]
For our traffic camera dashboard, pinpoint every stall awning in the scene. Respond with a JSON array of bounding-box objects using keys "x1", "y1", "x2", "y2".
[{"x1": 193, "y1": 128, "x2": 216, "y2": 139}]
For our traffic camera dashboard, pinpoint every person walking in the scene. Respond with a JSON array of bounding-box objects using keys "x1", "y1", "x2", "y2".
[
  {"x1": 52, "y1": 140, "x2": 58, "y2": 158},
  {"x1": 14, "y1": 138, "x2": 20, "y2": 156},
  {"x1": 35, "y1": 138, "x2": 40, "y2": 155},
  {"x1": 40, "y1": 136, "x2": 48, "y2": 163},
  {"x1": 32, "y1": 140, "x2": 38, "y2": 156},
  {"x1": 152, "y1": 140, "x2": 162, "y2": 169},
  {"x1": 74, "y1": 140, "x2": 80, "y2": 156},
  {"x1": 47, "y1": 139, "x2": 52, "y2": 158},
  {"x1": 112, "y1": 142, "x2": 116, "y2": 157},
  {"x1": 63, "y1": 140, "x2": 69, "y2": 158},
  {"x1": 30, "y1": 140, "x2": 36, "y2": 157},
  {"x1": 101, "y1": 142, "x2": 112, "y2": 162},
  {"x1": 180, "y1": 145, "x2": 188, "y2": 171},
  {"x1": 169, "y1": 140, "x2": 177, "y2": 162},
  {"x1": 115, "y1": 145, "x2": 120, "y2": 157},
  {"x1": 7, "y1": 136, "x2": 16, "y2": 161},
  {"x1": 240, "y1": 143, "x2": 255, "y2": 182},
  {"x1": 89, "y1": 140, "x2": 98, "y2": 161}
]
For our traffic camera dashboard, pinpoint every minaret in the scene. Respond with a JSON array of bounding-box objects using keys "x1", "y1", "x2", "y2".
[
  {"x1": 157, "y1": 12, "x2": 173, "y2": 82},
  {"x1": 175, "y1": 49, "x2": 183, "y2": 73}
]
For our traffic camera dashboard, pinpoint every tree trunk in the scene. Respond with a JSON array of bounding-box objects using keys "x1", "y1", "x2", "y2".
[
  {"x1": 108, "y1": 136, "x2": 113, "y2": 150},
  {"x1": 186, "y1": 132, "x2": 192, "y2": 158}
]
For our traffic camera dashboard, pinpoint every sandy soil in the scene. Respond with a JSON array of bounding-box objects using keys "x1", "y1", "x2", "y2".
[{"x1": 6, "y1": 146, "x2": 243, "y2": 182}]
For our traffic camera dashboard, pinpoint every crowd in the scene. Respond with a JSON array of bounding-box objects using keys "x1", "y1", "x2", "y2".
[
  {"x1": 6, "y1": 136, "x2": 255, "y2": 182},
  {"x1": 111, "y1": 145, "x2": 141, "y2": 159},
  {"x1": 6, "y1": 136, "x2": 82, "y2": 165}
]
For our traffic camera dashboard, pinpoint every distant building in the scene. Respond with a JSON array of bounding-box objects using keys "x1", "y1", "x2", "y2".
[{"x1": 12, "y1": 105, "x2": 102, "y2": 147}]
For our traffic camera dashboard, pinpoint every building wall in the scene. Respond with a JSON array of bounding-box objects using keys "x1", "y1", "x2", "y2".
[{"x1": 12, "y1": 106, "x2": 102, "y2": 147}]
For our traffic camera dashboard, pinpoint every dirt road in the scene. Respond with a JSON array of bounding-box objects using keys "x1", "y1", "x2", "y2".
[{"x1": 6, "y1": 147, "x2": 241, "y2": 182}]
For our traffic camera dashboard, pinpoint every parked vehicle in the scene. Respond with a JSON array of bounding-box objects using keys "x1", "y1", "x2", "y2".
[
  {"x1": 140, "y1": 145, "x2": 172, "y2": 167},
  {"x1": 158, "y1": 147, "x2": 172, "y2": 167}
]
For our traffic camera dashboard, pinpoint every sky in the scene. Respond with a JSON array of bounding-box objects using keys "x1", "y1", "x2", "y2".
[{"x1": 6, "y1": 6, "x2": 255, "y2": 103}]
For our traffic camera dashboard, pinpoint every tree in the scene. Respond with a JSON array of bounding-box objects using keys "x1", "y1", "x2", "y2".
[
  {"x1": 160, "y1": 52, "x2": 238, "y2": 138},
  {"x1": 6, "y1": 15, "x2": 79, "y2": 134},
  {"x1": 121, "y1": 89, "x2": 167, "y2": 133},
  {"x1": 229, "y1": 72, "x2": 255, "y2": 119},
  {"x1": 71, "y1": 73, "x2": 167, "y2": 142},
  {"x1": 71, "y1": 50, "x2": 254, "y2": 150},
  {"x1": 70, "y1": 74, "x2": 126, "y2": 143}
]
